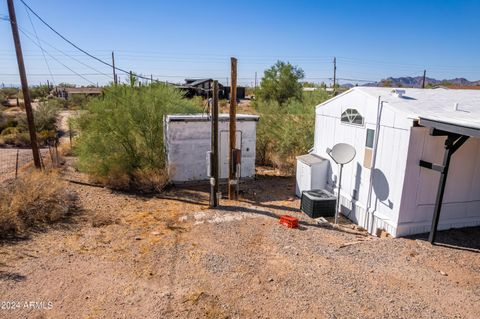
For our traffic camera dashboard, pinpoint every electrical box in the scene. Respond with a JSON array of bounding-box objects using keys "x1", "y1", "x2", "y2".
[{"x1": 295, "y1": 154, "x2": 328, "y2": 197}]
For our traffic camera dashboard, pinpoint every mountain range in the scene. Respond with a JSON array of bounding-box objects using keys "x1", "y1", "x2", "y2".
[{"x1": 363, "y1": 76, "x2": 480, "y2": 88}]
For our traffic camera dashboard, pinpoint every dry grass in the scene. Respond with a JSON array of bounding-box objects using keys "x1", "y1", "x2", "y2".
[
  {"x1": 89, "y1": 167, "x2": 170, "y2": 193},
  {"x1": 0, "y1": 171, "x2": 73, "y2": 237},
  {"x1": 58, "y1": 142, "x2": 73, "y2": 156}
]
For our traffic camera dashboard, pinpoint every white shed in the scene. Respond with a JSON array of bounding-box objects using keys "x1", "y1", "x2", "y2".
[
  {"x1": 164, "y1": 114, "x2": 259, "y2": 183},
  {"x1": 306, "y1": 87, "x2": 480, "y2": 239}
]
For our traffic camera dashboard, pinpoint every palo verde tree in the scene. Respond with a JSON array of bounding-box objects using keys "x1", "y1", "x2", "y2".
[
  {"x1": 75, "y1": 83, "x2": 201, "y2": 190},
  {"x1": 257, "y1": 61, "x2": 305, "y2": 105}
]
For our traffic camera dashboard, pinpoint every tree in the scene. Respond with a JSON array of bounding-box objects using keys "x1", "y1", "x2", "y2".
[
  {"x1": 75, "y1": 84, "x2": 202, "y2": 190},
  {"x1": 380, "y1": 79, "x2": 392, "y2": 87},
  {"x1": 257, "y1": 61, "x2": 304, "y2": 105}
]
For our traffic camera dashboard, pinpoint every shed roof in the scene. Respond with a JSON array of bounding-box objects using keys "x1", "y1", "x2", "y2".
[
  {"x1": 59, "y1": 87, "x2": 103, "y2": 94},
  {"x1": 166, "y1": 113, "x2": 259, "y2": 122},
  {"x1": 296, "y1": 154, "x2": 326, "y2": 166},
  {"x1": 341, "y1": 87, "x2": 480, "y2": 134},
  {"x1": 186, "y1": 79, "x2": 212, "y2": 87}
]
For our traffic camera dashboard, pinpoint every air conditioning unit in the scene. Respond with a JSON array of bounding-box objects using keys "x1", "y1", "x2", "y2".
[{"x1": 300, "y1": 189, "x2": 336, "y2": 218}]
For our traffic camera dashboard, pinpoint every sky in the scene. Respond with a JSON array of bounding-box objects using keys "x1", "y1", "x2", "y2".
[{"x1": 1, "y1": 0, "x2": 480, "y2": 87}]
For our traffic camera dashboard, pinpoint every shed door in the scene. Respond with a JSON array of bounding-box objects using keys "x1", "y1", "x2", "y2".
[{"x1": 220, "y1": 131, "x2": 242, "y2": 179}]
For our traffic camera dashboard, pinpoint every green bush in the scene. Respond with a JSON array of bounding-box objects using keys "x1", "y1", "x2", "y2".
[
  {"x1": 256, "y1": 61, "x2": 305, "y2": 105},
  {"x1": 0, "y1": 111, "x2": 6, "y2": 131},
  {"x1": 75, "y1": 84, "x2": 201, "y2": 190},
  {"x1": 1, "y1": 126, "x2": 18, "y2": 136},
  {"x1": 68, "y1": 93, "x2": 89, "y2": 109},
  {"x1": 29, "y1": 84, "x2": 51, "y2": 100},
  {"x1": 34, "y1": 100, "x2": 59, "y2": 132},
  {"x1": 47, "y1": 97, "x2": 68, "y2": 109},
  {"x1": 255, "y1": 90, "x2": 330, "y2": 173}
]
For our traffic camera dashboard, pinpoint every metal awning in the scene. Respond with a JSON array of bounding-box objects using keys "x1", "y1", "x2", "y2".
[
  {"x1": 419, "y1": 118, "x2": 480, "y2": 139},
  {"x1": 418, "y1": 119, "x2": 474, "y2": 244}
]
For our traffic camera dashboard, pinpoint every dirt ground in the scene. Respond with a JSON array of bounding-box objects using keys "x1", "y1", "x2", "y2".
[{"x1": 0, "y1": 164, "x2": 479, "y2": 319}]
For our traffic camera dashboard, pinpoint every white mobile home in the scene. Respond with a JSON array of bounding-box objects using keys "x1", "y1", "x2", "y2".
[
  {"x1": 302, "y1": 87, "x2": 480, "y2": 239},
  {"x1": 165, "y1": 114, "x2": 259, "y2": 183}
]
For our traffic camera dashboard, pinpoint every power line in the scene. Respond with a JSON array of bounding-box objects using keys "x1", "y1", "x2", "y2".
[
  {"x1": 24, "y1": 4, "x2": 54, "y2": 86},
  {"x1": 18, "y1": 24, "x2": 112, "y2": 80},
  {"x1": 18, "y1": 28, "x2": 96, "y2": 85},
  {"x1": 20, "y1": 0, "x2": 161, "y2": 83}
]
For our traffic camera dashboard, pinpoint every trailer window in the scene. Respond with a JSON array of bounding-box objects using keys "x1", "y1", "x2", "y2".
[
  {"x1": 341, "y1": 108, "x2": 364, "y2": 126},
  {"x1": 364, "y1": 128, "x2": 375, "y2": 168},
  {"x1": 366, "y1": 129, "x2": 375, "y2": 148}
]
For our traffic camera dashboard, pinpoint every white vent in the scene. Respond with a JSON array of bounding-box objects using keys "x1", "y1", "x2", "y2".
[{"x1": 390, "y1": 89, "x2": 406, "y2": 98}]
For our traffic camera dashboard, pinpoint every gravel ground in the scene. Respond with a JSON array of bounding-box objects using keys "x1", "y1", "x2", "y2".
[{"x1": 0, "y1": 164, "x2": 479, "y2": 318}]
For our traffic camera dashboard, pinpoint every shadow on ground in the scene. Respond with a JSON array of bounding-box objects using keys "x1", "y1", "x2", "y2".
[{"x1": 407, "y1": 227, "x2": 480, "y2": 252}]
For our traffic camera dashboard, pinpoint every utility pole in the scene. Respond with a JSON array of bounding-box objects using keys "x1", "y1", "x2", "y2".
[
  {"x1": 229, "y1": 57, "x2": 238, "y2": 200},
  {"x1": 333, "y1": 57, "x2": 337, "y2": 95},
  {"x1": 112, "y1": 51, "x2": 117, "y2": 85},
  {"x1": 422, "y1": 69, "x2": 426, "y2": 89},
  {"x1": 254, "y1": 71, "x2": 257, "y2": 90},
  {"x1": 209, "y1": 80, "x2": 219, "y2": 208},
  {"x1": 7, "y1": 0, "x2": 41, "y2": 169}
]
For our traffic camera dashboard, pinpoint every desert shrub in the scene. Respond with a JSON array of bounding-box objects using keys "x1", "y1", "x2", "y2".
[
  {"x1": 47, "y1": 97, "x2": 68, "y2": 109},
  {"x1": 0, "y1": 111, "x2": 5, "y2": 130},
  {"x1": 0, "y1": 171, "x2": 72, "y2": 237},
  {"x1": 58, "y1": 142, "x2": 73, "y2": 156},
  {"x1": 75, "y1": 84, "x2": 201, "y2": 190},
  {"x1": 68, "y1": 93, "x2": 89, "y2": 109},
  {"x1": 255, "y1": 90, "x2": 330, "y2": 173},
  {"x1": 1, "y1": 126, "x2": 18, "y2": 136},
  {"x1": 29, "y1": 84, "x2": 51, "y2": 100},
  {"x1": 34, "y1": 100, "x2": 59, "y2": 131}
]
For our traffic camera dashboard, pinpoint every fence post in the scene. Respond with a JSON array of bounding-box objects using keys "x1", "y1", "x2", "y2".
[{"x1": 15, "y1": 149, "x2": 19, "y2": 179}]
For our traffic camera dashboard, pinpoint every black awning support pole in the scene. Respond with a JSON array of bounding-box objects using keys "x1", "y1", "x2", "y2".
[{"x1": 420, "y1": 132, "x2": 469, "y2": 244}]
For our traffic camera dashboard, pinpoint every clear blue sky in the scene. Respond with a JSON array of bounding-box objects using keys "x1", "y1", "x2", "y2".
[{"x1": 1, "y1": 0, "x2": 480, "y2": 87}]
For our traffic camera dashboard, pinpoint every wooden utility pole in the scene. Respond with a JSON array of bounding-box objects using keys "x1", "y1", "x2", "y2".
[
  {"x1": 229, "y1": 57, "x2": 238, "y2": 199},
  {"x1": 254, "y1": 71, "x2": 257, "y2": 90},
  {"x1": 422, "y1": 69, "x2": 426, "y2": 89},
  {"x1": 333, "y1": 57, "x2": 337, "y2": 95},
  {"x1": 112, "y1": 51, "x2": 117, "y2": 85},
  {"x1": 210, "y1": 81, "x2": 219, "y2": 208},
  {"x1": 7, "y1": 0, "x2": 41, "y2": 169}
]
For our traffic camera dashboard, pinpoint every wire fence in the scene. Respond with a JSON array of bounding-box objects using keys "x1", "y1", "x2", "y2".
[{"x1": 0, "y1": 146, "x2": 58, "y2": 184}]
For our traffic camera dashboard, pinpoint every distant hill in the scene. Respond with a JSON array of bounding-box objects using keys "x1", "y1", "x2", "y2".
[{"x1": 363, "y1": 77, "x2": 480, "y2": 88}]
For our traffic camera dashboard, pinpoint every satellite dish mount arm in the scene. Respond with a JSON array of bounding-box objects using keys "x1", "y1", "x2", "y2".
[{"x1": 335, "y1": 163, "x2": 343, "y2": 224}]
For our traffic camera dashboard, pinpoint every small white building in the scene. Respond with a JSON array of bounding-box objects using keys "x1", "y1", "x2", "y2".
[
  {"x1": 301, "y1": 87, "x2": 480, "y2": 238},
  {"x1": 164, "y1": 114, "x2": 259, "y2": 183}
]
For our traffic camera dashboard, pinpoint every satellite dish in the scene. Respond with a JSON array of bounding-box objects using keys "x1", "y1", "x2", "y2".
[
  {"x1": 326, "y1": 143, "x2": 356, "y2": 225},
  {"x1": 327, "y1": 143, "x2": 356, "y2": 165}
]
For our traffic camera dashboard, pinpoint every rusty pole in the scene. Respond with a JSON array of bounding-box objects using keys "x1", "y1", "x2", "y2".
[{"x1": 7, "y1": 0, "x2": 41, "y2": 169}]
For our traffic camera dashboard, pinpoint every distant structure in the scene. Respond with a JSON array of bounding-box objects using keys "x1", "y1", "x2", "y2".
[
  {"x1": 177, "y1": 79, "x2": 245, "y2": 100},
  {"x1": 53, "y1": 87, "x2": 103, "y2": 100}
]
